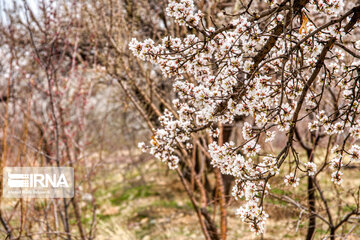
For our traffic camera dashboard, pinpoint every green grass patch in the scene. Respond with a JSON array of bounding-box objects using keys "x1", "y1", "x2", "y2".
[
  {"x1": 266, "y1": 197, "x2": 287, "y2": 206},
  {"x1": 110, "y1": 184, "x2": 158, "y2": 206},
  {"x1": 271, "y1": 187, "x2": 290, "y2": 195}
]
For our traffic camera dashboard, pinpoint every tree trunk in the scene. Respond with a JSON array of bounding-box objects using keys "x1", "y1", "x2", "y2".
[
  {"x1": 330, "y1": 227, "x2": 335, "y2": 240},
  {"x1": 306, "y1": 175, "x2": 316, "y2": 240},
  {"x1": 306, "y1": 150, "x2": 316, "y2": 240}
]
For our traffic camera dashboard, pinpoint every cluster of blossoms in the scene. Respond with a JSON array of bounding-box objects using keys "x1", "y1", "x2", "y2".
[
  {"x1": 235, "y1": 200, "x2": 269, "y2": 234},
  {"x1": 208, "y1": 141, "x2": 248, "y2": 177},
  {"x1": 231, "y1": 179, "x2": 270, "y2": 234},
  {"x1": 208, "y1": 137, "x2": 273, "y2": 233},
  {"x1": 138, "y1": 108, "x2": 191, "y2": 169},
  {"x1": 309, "y1": 110, "x2": 360, "y2": 135},
  {"x1": 130, "y1": 0, "x2": 359, "y2": 234},
  {"x1": 309, "y1": 0, "x2": 345, "y2": 15},
  {"x1": 166, "y1": 0, "x2": 203, "y2": 26},
  {"x1": 328, "y1": 145, "x2": 345, "y2": 185},
  {"x1": 327, "y1": 144, "x2": 360, "y2": 185}
]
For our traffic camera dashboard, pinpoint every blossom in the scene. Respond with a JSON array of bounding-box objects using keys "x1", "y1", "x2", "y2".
[
  {"x1": 331, "y1": 171, "x2": 343, "y2": 185},
  {"x1": 308, "y1": 121, "x2": 319, "y2": 132},
  {"x1": 265, "y1": 131, "x2": 275, "y2": 143},
  {"x1": 244, "y1": 60, "x2": 253, "y2": 72},
  {"x1": 242, "y1": 140, "x2": 261, "y2": 157},
  {"x1": 356, "y1": 40, "x2": 360, "y2": 49},
  {"x1": 284, "y1": 173, "x2": 300, "y2": 187},
  {"x1": 350, "y1": 124, "x2": 360, "y2": 139},
  {"x1": 305, "y1": 162, "x2": 317, "y2": 176},
  {"x1": 242, "y1": 122, "x2": 254, "y2": 140},
  {"x1": 138, "y1": 142, "x2": 146, "y2": 152},
  {"x1": 329, "y1": 156, "x2": 343, "y2": 170},
  {"x1": 259, "y1": 156, "x2": 279, "y2": 175},
  {"x1": 349, "y1": 145, "x2": 360, "y2": 162}
]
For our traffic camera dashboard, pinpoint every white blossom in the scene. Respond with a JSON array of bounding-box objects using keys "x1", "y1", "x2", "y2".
[
  {"x1": 284, "y1": 173, "x2": 300, "y2": 187},
  {"x1": 305, "y1": 162, "x2": 317, "y2": 176}
]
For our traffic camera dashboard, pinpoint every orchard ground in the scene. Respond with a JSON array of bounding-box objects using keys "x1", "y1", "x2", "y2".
[
  {"x1": 1, "y1": 150, "x2": 359, "y2": 240},
  {"x1": 94, "y1": 151, "x2": 360, "y2": 240}
]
